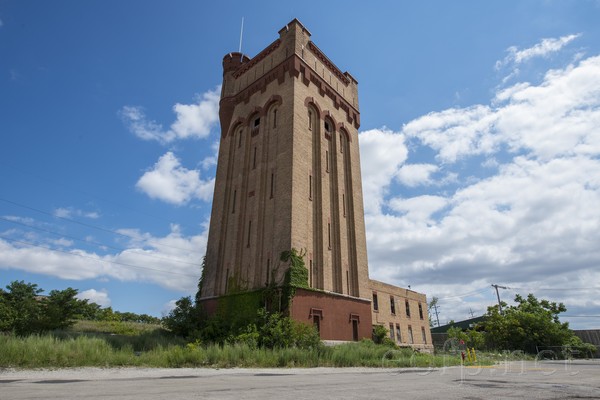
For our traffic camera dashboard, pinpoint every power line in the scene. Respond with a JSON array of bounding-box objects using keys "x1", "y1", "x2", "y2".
[
  {"x1": 0, "y1": 235, "x2": 199, "y2": 278},
  {"x1": 0, "y1": 161, "x2": 203, "y2": 231},
  {"x1": 0, "y1": 216, "x2": 202, "y2": 267},
  {"x1": 437, "y1": 287, "x2": 489, "y2": 300},
  {"x1": 0, "y1": 197, "x2": 204, "y2": 255}
]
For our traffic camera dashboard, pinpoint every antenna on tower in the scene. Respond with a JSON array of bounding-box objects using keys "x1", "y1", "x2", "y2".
[{"x1": 238, "y1": 17, "x2": 245, "y2": 60}]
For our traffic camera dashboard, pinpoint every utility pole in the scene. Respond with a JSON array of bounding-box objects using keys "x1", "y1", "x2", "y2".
[
  {"x1": 429, "y1": 296, "x2": 440, "y2": 327},
  {"x1": 469, "y1": 308, "x2": 475, "y2": 318},
  {"x1": 491, "y1": 284, "x2": 508, "y2": 314}
]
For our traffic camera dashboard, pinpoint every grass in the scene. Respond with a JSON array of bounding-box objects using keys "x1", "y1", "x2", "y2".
[{"x1": 0, "y1": 321, "x2": 493, "y2": 369}]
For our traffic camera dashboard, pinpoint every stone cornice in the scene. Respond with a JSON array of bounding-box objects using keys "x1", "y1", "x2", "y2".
[{"x1": 220, "y1": 54, "x2": 360, "y2": 136}]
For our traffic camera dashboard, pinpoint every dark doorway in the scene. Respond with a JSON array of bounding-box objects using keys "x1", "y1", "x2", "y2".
[{"x1": 352, "y1": 320, "x2": 359, "y2": 341}]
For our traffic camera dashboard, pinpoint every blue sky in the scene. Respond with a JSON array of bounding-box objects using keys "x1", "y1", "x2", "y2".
[{"x1": 2, "y1": 1, "x2": 600, "y2": 328}]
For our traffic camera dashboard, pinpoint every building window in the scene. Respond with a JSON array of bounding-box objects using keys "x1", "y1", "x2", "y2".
[
  {"x1": 309, "y1": 174, "x2": 313, "y2": 200},
  {"x1": 389, "y1": 323, "x2": 395, "y2": 340},
  {"x1": 372, "y1": 292, "x2": 379, "y2": 311},
  {"x1": 327, "y1": 223, "x2": 331, "y2": 249},
  {"x1": 418, "y1": 303, "x2": 424, "y2": 320},
  {"x1": 390, "y1": 296, "x2": 396, "y2": 315},
  {"x1": 273, "y1": 109, "x2": 277, "y2": 128},
  {"x1": 325, "y1": 150, "x2": 330, "y2": 172},
  {"x1": 253, "y1": 147, "x2": 257, "y2": 169},
  {"x1": 396, "y1": 324, "x2": 401, "y2": 342},
  {"x1": 324, "y1": 120, "x2": 331, "y2": 133},
  {"x1": 421, "y1": 327, "x2": 427, "y2": 344},
  {"x1": 266, "y1": 259, "x2": 271, "y2": 284},
  {"x1": 251, "y1": 118, "x2": 260, "y2": 136},
  {"x1": 232, "y1": 190, "x2": 237, "y2": 213},
  {"x1": 238, "y1": 128, "x2": 243, "y2": 148},
  {"x1": 308, "y1": 110, "x2": 313, "y2": 130},
  {"x1": 405, "y1": 300, "x2": 411, "y2": 318},
  {"x1": 313, "y1": 315, "x2": 320, "y2": 333},
  {"x1": 408, "y1": 326, "x2": 414, "y2": 344},
  {"x1": 247, "y1": 220, "x2": 252, "y2": 247},
  {"x1": 270, "y1": 173, "x2": 274, "y2": 199},
  {"x1": 340, "y1": 134, "x2": 344, "y2": 153},
  {"x1": 342, "y1": 194, "x2": 346, "y2": 217}
]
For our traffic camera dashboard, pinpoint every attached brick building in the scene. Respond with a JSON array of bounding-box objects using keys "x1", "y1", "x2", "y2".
[{"x1": 199, "y1": 18, "x2": 432, "y2": 351}]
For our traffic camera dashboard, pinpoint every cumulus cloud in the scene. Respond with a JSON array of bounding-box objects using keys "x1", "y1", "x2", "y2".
[
  {"x1": 0, "y1": 223, "x2": 208, "y2": 293},
  {"x1": 120, "y1": 86, "x2": 221, "y2": 143},
  {"x1": 77, "y1": 288, "x2": 111, "y2": 307},
  {"x1": 358, "y1": 128, "x2": 408, "y2": 214},
  {"x1": 395, "y1": 164, "x2": 439, "y2": 187},
  {"x1": 136, "y1": 152, "x2": 215, "y2": 205},
  {"x1": 362, "y1": 53, "x2": 600, "y2": 326}
]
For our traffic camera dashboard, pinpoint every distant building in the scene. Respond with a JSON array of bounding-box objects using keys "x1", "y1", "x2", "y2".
[{"x1": 199, "y1": 18, "x2": 432, "y2": 350}]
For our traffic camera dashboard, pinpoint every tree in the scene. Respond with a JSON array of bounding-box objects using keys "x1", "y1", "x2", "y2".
[
  {"x1": 0, "y1": 281, "x2": 43, "y2": 335},
  {"x1": 0, "y1": 281, "x2": 90, "y2": 335},
  {"x1": 483, "y1": 293, "x2": 573, "y2": 353}
]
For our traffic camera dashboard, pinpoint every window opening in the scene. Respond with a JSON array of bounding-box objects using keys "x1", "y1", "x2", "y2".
[
  {"x1": 421, "y1": 327, "x2": 427, "y2": 344},
  {"x1": 232, "y1": 190, "x2": 237, "y2": 213},
  {"x1": 247, "y1": 220, "x2": 252, "y2": 247},
  {"x1": 408, "y1": 326, "x2": 414, "y2": 344},
  {"x1": 253, "y1": 147, "x2": 257, "y2": 169},
  {"x1": 389, "y1": 323, "x2": 395, "y2": 340},
  {"x1": 405, "y1": 300, "x2": 411, "y2": 317},
  {"x1": 419, "y1": 303, "x2": 424, "y2": 320},
  {"x1": 396, "y1": 324, "x2": 401, "y2": 342},
  {"x1": 273, "y1": 109, "x2": 277, "y2": 128},
  {"x1": 390, "y1": 296, "x2": 396, "y2": 315},
  {"x1": 372, "y1": 293, "x2": 379, "y2": 311}
]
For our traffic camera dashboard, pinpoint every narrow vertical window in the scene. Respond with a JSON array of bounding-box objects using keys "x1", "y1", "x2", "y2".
[
  {"x1": 273, "y1": 109, "x2": 277, "y2": 128},
  {"x1": 309, "y1": 174, "x2": 313, "y2": 200},
  {"x1": 253, "y1": 147, "x2": 257, "y2": 169},
  {"x1": 232, "y1": 190, "x2": 237, "y2": 213},
  {"x1": 389, "y1": 323, "x2": 395, "y2": 340},
  {"x1": 396, "y1": 324, "x2": 401, "y2": 342},
  {"x1": 325, "y1": 150, "x2": 330, "y2": 172},
  {"x1": 408, "y1": 326, "x2": 414, "y2": 344},
  {"x1": 342, "y1": 193, "x2": 346, "y2": 217},
  {"x1": 340, "y1": 134, "x2": 344, "y2": 153},
  {"x1": 405, "y1": 300, "x2": 411, "y2": 317},
  {"x1": 327, "y1": 223, "x2": 331, "y2": 249},
  {"x1": 270, "y1": 173, "x2": 274, "y2": 199},
  {"x1": 238, "y1": 129, "x2": 243, "y2": 148},
  {"x1": 346, "y1": 270, "x2": 350, "y2": 294},
  {"x1": 247, "y1": 220, "x2": 252, "y2": 247},
  {"x1": 390, "y1": 296, "x2": 396, "y2": 315},
  {"x1": 308, "y1": 110, "x2": 313, "y2": 130},
  {"x1": 266, "y1": 259, "x2": 271, "y2": 284},
  {"x1": 421, "y1": 327, "x2": 427, "y2": 344},
  {"x1": 373, "y1": 293, "x2": 379, "y2": 311},
  {"x1": 418, "y1": 303, "x2": 424, "y2": 320}
]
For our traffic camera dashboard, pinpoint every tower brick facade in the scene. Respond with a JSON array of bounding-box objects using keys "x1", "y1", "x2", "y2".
[{"x1": 200, "y1": 19, "x2": 433, "y2": 349}]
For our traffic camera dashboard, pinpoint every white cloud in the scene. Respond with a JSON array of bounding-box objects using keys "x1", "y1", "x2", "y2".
[
  {"x1": 0, "y1": 223, "x2": 208, "y2": 293},
  {"x1": 120, "y1": 86, "x2": 221, "y2": 143},
  {"x1": 136, "y1": 152, "x2": 215, "y2": 205},
  {"x1": 364, "y1": 53, "x2": 600, "y2": 326},
  {"x1": 77, "y1": 288, "x2": 111, "y2": 307},
  {"x1": 358, "y1": 128, "x2": 408, "y2": 214},
  {"x1": 496, "y1": 34, "x2": 581, "y2": 69},
  {"x1": 395, "y1": 163, "x2": 439, "y2": 187},
  {"x1": 53, "y1": 207, "x2": 100, "y2": 219}
]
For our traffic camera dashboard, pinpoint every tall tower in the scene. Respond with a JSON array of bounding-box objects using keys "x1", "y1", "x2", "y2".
[
  {"x1": 199, "y1": 18, "x2": 433, "y2": 348},
  {"x1": 200, "y1": 19, "x2": 375, "y2": 341},
  {"x1": 202, "y1": 19, "x2": 369, "y2": 298}
]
